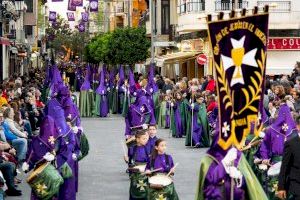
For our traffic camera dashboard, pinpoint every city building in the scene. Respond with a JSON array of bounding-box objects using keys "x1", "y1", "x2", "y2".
[{"x1": 144, "y1": 0, "x2": 300, "y2": 79}]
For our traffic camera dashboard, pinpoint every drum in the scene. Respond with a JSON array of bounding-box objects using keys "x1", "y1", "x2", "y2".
[
  {"x1": 78, "y1": 132, "x2": 89, "y2": 161},
  {"x1": 133, "y1": 164, "x2": 146, "y2": 173},
  {"x1": 267, "y1": 161, "x2": 282, "y2": 177},
  {"x1": 148, "y1": 174, "x2": 179, "y2": 200},
  {"x1": 27, "y1": 162, "x2": 64, "y2": 199},
  {"x1": 130, "y1": 172, "x2": 148, "y2": 199},
  {"x1": 149, "y1": 174, "x2": 173, "y2": 189}
]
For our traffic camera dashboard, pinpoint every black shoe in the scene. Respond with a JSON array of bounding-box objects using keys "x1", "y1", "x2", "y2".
[{"x1": 5, "y1": 189, "x2": 22, "y2": 196}]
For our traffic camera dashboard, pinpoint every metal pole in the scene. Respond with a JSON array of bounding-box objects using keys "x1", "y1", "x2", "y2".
[
  {"x1": 150, "y1": 0, "x2": 155, "y2": 64},
  {"x1": 127, "y1": 0, "x2": 130, "y2": 27}
]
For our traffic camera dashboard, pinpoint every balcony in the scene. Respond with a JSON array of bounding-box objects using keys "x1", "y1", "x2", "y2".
[
  {"x1": 257, "y1": 1, "x2": 291, "y2": 12},
  {"x1": 215, "y1": 1, "x2": 248, "y2": 11},
  {"x1": 187, "y1": 1, "x2": 205, "y2": 13}
]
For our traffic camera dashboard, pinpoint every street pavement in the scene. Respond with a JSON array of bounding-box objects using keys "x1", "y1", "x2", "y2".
[{"x1": 8, "y1": 115, "x2": 207, "y2": 200}]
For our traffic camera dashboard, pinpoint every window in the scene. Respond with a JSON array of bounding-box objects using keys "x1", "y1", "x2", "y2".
[
  {"x1": 161, "y1": 0, "x2": 170, "y2": 34},
  {"x1": 177, "y1": 0, "x2": 186, "y2": 14},
  {"x1": 25, "y1": 0, "x2": 33, "y2": 12},
  {"x1": 25, "y1": 25, "x2": 33, "y2": 37},
  {"x1": 187, "y1": 0, "x2": 205, "y2": 12},
  {"x1": 215, "y1": 0, "x2": 245, "y2": 11}
]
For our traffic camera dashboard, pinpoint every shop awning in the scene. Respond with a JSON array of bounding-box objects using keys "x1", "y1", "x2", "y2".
[
  {"x1": 147, "y1": 52, "x2": 202, "y2": 67},
  {"x1": 0, "y1": 37, "x2": 10, "y2": 46}
]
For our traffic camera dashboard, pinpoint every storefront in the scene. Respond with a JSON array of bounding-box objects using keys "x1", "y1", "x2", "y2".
[
  {"x1": 266, "y1": 37, "x2": 300, "y2": 75},
  {"x1": 153, "y1": 38, "x2": 210, "y2": 80}
]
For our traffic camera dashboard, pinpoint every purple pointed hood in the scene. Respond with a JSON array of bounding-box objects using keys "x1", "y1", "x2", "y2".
[
  {"x1": 45, "y1": 98, "x2": 71, "y2": 136},
  {"x1": 146, "y1": 63, "x2": 158, "y2": 93},
  {"x1": 51, "y1": 65, "x2": 63, "y2": 86},
  {"x1": 109, "y1": 69, "x2": 116, "y2": 88},
  {"x1": 80, "y1": 65, "x2": 92, "y2": 91},
  {"x1": 132, "y1": 92, "x2": 152, "y2": 114},
  {"x1": 270, "y1": 103, "x2": 296, "y2": 136},
  {"x1": 38, "y1": 116, "x2": 59, "y2": 149},
  {"x1": 95, "y1": 70, "x2": 106, "y2": 95},
  {"x1": 129, "y1": 68, "x2": 136, "y2": 93}
]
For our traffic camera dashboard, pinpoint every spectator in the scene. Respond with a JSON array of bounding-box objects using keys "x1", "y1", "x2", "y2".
[
  {"x1": 1, "y1": 109, "x2": 27, "y2": 164},
  {"x1": 205, "y1": 75, "x2": 215, "y2": 93}
]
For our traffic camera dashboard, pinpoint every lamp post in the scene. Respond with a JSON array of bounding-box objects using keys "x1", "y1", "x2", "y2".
[{"x1": 150, "y1": 0, "x2": 155, "y2": 64}]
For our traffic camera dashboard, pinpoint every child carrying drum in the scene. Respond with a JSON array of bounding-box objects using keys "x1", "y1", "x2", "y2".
[
  {"x1": 125, "y1": 130, "x2": 150, "y2": 200},
  {"x1": 145, "y1": 139, "x2": 179, "y2": 200}
]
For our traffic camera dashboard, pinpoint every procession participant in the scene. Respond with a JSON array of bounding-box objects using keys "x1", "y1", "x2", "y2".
[
  {"x1": 79, "y1": 65, "x2": 93, "y2": 117},
  {"x1": 256, "y1": 103, "x2": 298, "y2": 199},
  {"x1": 185, "y1": 93, "x2": 210, "y2": 147},
  {"x1": 277, "y1": 116, "x2": 300, "y2": 200},
  {"x1": 111, "y1": 73, "x2": 120, "y2": 114},
  {"x1": 170, "y1": 91, "x2": 189, "y2": 138},
  {"x1": 125, "y1": 91, "x2": 156, "y2": 138},
  {"x1": 22, "y1": 116, "x2": 62, "y2": 200},
  {"x1": 118, "y1": 66, "x2": 125, "y2": 114},
  {"x1": 145, "y1": 138, "x2": 179, "y2": 200},
  {"x1": 126, "y1": 130, "x2": 149, "y2": 200},
  {"x1": 146, "y1": 125, "x2": 158, "y2": 153},
  {"x1": 107, "y1": 69, "x2": 116, "y2": 113},
  {"x1": 45, "y1": 97, "x2": 77, "y2": 200},
  {"x1": 94, "y1": 69, "x2": 109, "y2": 117},
  {"x1": 195, "y1": 130, "x2": 268, "y2": 200},
  {"x1": 122, "y1": 79, "x2": 131, "y2": 117},
  {"x1": 157, "y1": 94, "x2": 171, "y2": 129}
]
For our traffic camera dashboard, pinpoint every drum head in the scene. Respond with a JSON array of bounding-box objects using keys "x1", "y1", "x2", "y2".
[
  {"x1": 27, "y1": 162, "x2": 49, "y2": 183},
  {"x1": 133, "y1": 164, "x2": 146, "y2": 173},
  {"x1": 149, "y1": 174, "x2": 172, "y2": 187},
  {"x1": 267, "y1": 161, "x2": 282, "y2": 177}
]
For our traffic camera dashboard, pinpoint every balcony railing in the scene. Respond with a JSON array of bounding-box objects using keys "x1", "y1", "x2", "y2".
[
  {"x1": 257, "y1": 1, "x2": 291, "y2": 12},
  {"x1": 215, "y1": 1, "x2": 248, "y2": 11},
  {"x1": 187, "y1": 1, "x2": 205, "y2": 12}
]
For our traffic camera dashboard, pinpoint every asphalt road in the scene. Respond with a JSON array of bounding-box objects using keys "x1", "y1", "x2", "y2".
[{"x1": 8, "y1": 115, "x2": 207, "y2": 200}]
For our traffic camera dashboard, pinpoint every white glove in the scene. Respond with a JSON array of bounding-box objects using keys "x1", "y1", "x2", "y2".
[
  {"x1": 258, "y1": 164, "x2": 268, "y2": 171},
  {"x1": 142, "y1": 124, "x2": 148, "y2": 130},
  {"x1": 89, "y1": 89, "x2": 93, "y2": 92},
  {"x1": 133, "y1": 92, "x2": 137, "y2": 96},
  {"x1": 254, "y1": 158, "x2": 262, "y2": 164},
  {"x1": 72, "y1": 126, "x2": 79, "y2": 134},
  {"x1": 228, "y1": 166, "x2": 243, "y2": 188},
  {"x1": 116, "y1": 86, "x2": 119, "y2": 90},
  {"x1": 43, "y1": 152, "x2": 55, "y2": 162},
  {"x1": 170, "y1": 102, "x2": 174, "y2": 107},
  {"x1": 228, "y1": 166, "x2": 242, "y2": 179},
  {"x1": 22, "y1": 162, "x2": 29, "y2": 172},
  {"x1": 72, "y1": 153, "x2": 77, "y2": 161},
  {"x1": 259, "y1": 131, "x2": 265, "y2": 138},
  {"x1": 107, "y1": 87, "x2": 110, "y2": 91},
  {"x1": 222, "y1": 148, "x2": 237, "y2": 174},
  {"x1": 191, "y1": 103, "x2": 195, "y2": 109}
]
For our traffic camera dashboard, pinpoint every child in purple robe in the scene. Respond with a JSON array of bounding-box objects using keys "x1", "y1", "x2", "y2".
[
  {"x1": 145, "y1": 138, "x2": 175, "y2": 174},
  {"x1": 146, "y1": 125, "x2": 158, "y2": 154},
  {"x1": 145, "y1": 139, "x2": 179, "y2": 200},
  {"x1": 126, "y1": 130, "x2": 150, "y2": 166}
]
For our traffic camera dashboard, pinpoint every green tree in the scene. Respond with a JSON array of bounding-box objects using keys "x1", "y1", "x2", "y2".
[{"x1": 108, "y1": 26, "x2": 150, "y2": 65}]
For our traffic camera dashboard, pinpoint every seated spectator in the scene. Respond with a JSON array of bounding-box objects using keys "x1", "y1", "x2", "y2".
[
  {"x1": 1, "y1": 109, "x2": 27, "y2": 164},
  {"x1": 207, "y1": 95, "x2": 217, "y2": 113},
  {"x1": 0, "y1": 90, "x2": 7, "y2": 109}
]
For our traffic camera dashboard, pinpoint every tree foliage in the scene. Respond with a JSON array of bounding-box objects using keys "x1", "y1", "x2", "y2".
[{"x1": 85, "y1": 26, "x2": 150, "y2": 66}]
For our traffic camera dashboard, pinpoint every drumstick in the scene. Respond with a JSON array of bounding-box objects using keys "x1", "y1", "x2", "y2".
[
  {"x1": 167, "y1": 163, "x2": 179, "y2": 177},
  {"x1": 141, "y1": 167, "x2": 163, "y2": 175},
  {"x1": 121, "y1": 140, "x2": 127, "y2": 157}
]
